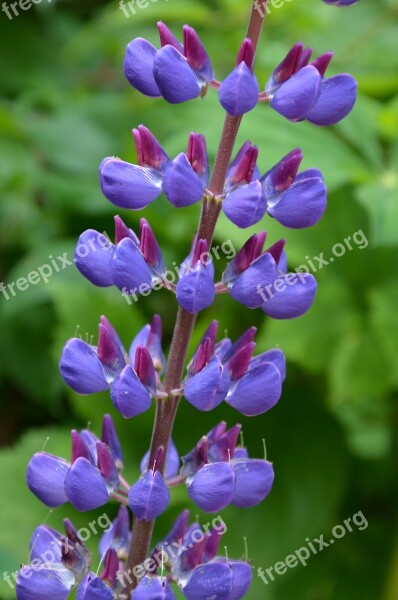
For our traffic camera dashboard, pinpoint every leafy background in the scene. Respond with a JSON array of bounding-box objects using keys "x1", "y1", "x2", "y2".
[{"x1": 0, "y1": 0, "x2": 397, "y2": 598}]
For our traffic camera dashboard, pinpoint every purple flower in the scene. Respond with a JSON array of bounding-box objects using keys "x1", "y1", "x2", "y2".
[
  {"x1": 98, "y1": 506, "x2": 131, "y2": 561},
  {"x1": 266, "y1": 43, "x2": 357, "y2": 125},
  {"x1": 261, "y1": 148, "x2": 327, "y2": 228},
  {"x1": 176, "y1": 238, "x2": 215, "y2": 314},
  {"x1": 75, "y1": 215, "x2": 166, "y2": 298},
  {"x1": 59, "y1": 316, "x2": 155, "y2": 419},
  {"x1": 27, "y1": 418, "x2": 121, "y2": 511},
  {"x1": 129, "y1": 447, "x2": 170, "y2": 521},
  {"x1": 181, "y1": 423, "x2": 275, "y2": 512},
  {"x1": 16, "y1": 520, "x2": 90, "y2": 600},
  {"x1": 76, "y1": 549, "x2": 119, "y2": 600},
  {"x1": 224, "y1": 232, "x2": 317, "y2": 319},
  {"x1": 124, "y1": 22, "x2": 214, "y2": 103},
  {"x1": 100, "y1": 126, "x2": 170, "y2": 209},
  {"x1": 219, "y1": 38, "x2": 259, "y2": 116},
  {"x1": 133, "y1": 576, "x2": 176, "y2": 599},
  {"x1": 184, "y1": 322, "x2": 284, "y2": 416}
]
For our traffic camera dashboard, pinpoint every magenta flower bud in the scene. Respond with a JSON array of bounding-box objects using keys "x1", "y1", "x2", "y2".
[
  {"x1": 219, "y1": 38, "x2": 259, "y2": 116},
  {"x1": 222, "y1": 232, "x2": 266, "y2": 286},
  {"x1": 134, "y1": 125, "x2": 170, "y2": 171},
  {"x1": 227, "y1": 144, "x2": 259, "y2": 188},
  {"x1": 158, "y1": 21, "x2": 183, "y2": 51},
  {"x1": 100, "y1": 548, "x2": 119, "y2": 588},
  {"x1": 187, "y1": 132, "x2": 209, "y2": 183},
  {"x1": 227, "y1": 342, "x2": 256, "y2": 380},
  {"x1": 71, "y1": 430, "x2": 93, "y2": 464},
  {"x1": 130, "y1": 315, "x2": 166, "y2": 374},
  {"x1": 140, "y1": 438, "x2": 180, "y2": 481},
  {"x1": 311, "y1": 51, "x2": 334, "y2": 77},
  {"x1": 139, "y1": 218, "x2": 166, "y2": 278},
  {"x1": 134, "y1": 345, "x2": 156, "y2": 395},
  {"x1": 98, "y1": 316, "x2": 128, "y2": 377}
]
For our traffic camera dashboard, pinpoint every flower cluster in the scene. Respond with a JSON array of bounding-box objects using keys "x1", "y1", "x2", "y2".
[{"x1": 18, "y1": 1, "x2": 359, "y2": 599}]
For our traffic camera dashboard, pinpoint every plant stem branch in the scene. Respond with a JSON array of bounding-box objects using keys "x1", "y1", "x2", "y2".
[{"x1": 125, "y1": 2, "x2": 266, "y2": 591}]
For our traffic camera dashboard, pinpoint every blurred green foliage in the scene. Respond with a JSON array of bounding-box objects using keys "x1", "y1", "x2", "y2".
[{"x1": 0, "y1": 0, "x2": 397, "y2": 599}]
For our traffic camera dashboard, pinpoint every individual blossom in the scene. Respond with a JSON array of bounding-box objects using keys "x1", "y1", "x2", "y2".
[
  {"x1": 265, "y1": 42, "x2": 357, "y2": 125},
  {"x1": 223, "y1": 232, "x2": 317, "y2": 319},
  {"x1": 218, "y1": 38, "x2": 259, "y2": 116},
  {"x1": 176, "y1": 238, "x2": 215, "y2": 314},
  {"x1": 223, "y1": 147, "x2": 327, "y2": 229},
  {"x1": 180, "y1": 423, "x2": 275, "y2": 512},
  {"x1": 183, "y1": 322, "x2": 285, "y2": 416},
  {"x1": 60, "y1": 316, "x2": 159, "y2": 419},
  {"x1": 16, "y1": 520, "x2": 90, "y2": 600},
  {"x1": 150, "y1": 509, "x2": 252, "y2": 599},
  {"x1": 75, "y1": 214, "x2": 166, "y2": 300},
  {"x1": 124, "y1": 22, "x2": 214, "y2": 103},
  {"x1": 26, "y1": 417, "x2": 121, "y2": 511},
  {"x1": 128, "y1": 447, "x2": 170, "y2": 522}
]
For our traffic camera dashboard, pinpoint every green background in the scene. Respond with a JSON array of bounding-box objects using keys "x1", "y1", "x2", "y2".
[{"x1": 0, "y1": 0, "x2": 397, "y2": 598}]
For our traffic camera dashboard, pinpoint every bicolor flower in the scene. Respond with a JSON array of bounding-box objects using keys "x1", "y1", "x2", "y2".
[
  {"x1": 181, "y1": 423, "x2": 275, "y2": 512},
  {"x1": 16, "y1": 520, "x2": 90, "y2": 600},
  {"x1": 176, "y1": 238, "x2": 215, "y2": 314},
  {"x1": 27, "y1": 419, "x2": 121, "y2": 511},
  {"x1": 219, "y1": 38, "x2": 259, "y2": 116},
  {"x1": 183, "y1": 322, "x2": 285, "y2": 416},
  {"x1": 266, "y1": 42, "x2": 357, "y2": 125},
  {"x1": 75, "y1": 215, "x2": 166, "y2": 299},
  {"x1": 151, "y1": 510, "x2": 252, "y2": 599},
  {"x1": 60, "y1": 316, "x2": 156, "y2": 419},
  {"x1": 129, "y1": 447, "x2": 170, "y2": 521},
  {"x1": 124, "y1": 22, "x2": 214, "y2": 103},
  {"x1": 223, "y1": 232, "x2": 317, "y2": 319}
]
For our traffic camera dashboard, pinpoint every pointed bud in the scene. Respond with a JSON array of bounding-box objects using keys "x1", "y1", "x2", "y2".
[
  {"x1": 187, "y1": 133, "x2": 209, "y2": 182},
  {"x1": 236, "y1": 38, "x2": 254, "y2": 70},
  {"x1": 114, "y1": 215, "x2": 138, "y2": 245},
  {"x1": 203, "y1": 528, "x2": 223, "y2": 562},
  {"x1": 101, "y1": 548, "x2": 119, "y2": 587},
  {"x1": 191, "y1": 238, "x2": 209, "y2": 266},
  {"x1": 157, "y1": 21, "x2": 183, "y2": 51},
  {"x1": 96, "y1": 441, "x2": 118, "y2": 488},
  {"x1": 133, "y1": 125, "x2": 169, "y2": 171},
  {"x1": 102, "y1": 414, "x2": 123, "y2": 470},
  {"x1": 189, "y1": 337, "x2": 212, "y2": 377},
  {"x1": 208, "y1": 424, "x2": 241, "y2": 462},
  {"x1": 207, "y1": 421, "x2": 227, "y2": 444},
  {"x1": 183, "y1": 25, "x2": 212, "y2": 77},
  {"x1": 134, "y1": 345, "x2": 156, "y2": 394},
  {"x1": 223, "y1": 233, "x2": 266, "y2": 286},
  {"x1": 222, "y1": 327, "x2": 257, "y2": 363},
  {"x1": 229, "y1": 145, "x2": 258, "y2": 187},
  {"x1": 269, "y1": 148, "x2": 303, "y2": 192},
  {"x1": 139, "y1": 218, "x2": 163, "y2": 273},
  {"x1": 98, "y1": 316, "x2": 126, "y2": 375},
  {"x1": 71, "y1": 430, "x2": 92, "y2": 464},
  {"x1": 311, "y1": 51, "x2": 334, "y2": 77},
  {"x1": 273, "y1": 43, "x2": 307, "y2": 84},
  {"x1": 266, "y1": 239, "x2": 286, "y2": 266},
  {"x1": 228, "y1": 342, "x2": 255, "y2": 380}
]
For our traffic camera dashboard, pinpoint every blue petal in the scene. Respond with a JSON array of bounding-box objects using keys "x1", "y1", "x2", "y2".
[
  {"x1": 133, "y1": 576, "x2": 176, "y2": 600},
  {"x1": 250, "y1": 349, "x2": 286, "y2": 381},
  {"x1": 76, "y1": 573, "x2": 114, "y2": 600},
  {"x1": 123, "y1": 38, "x2": 161, "y2": 97},
  {"x1": 223, "y1": 181, "x2": 266, "y2": 228},
  {"x1": 110, "y1": 366, "x2": 152, "y2": 419},
  {"x1": 16, "y1": 566, "x2": 75, "y2": 600},
  {"x1": 231, "y1": 459, "x2": 274, "y2": 507},
  {"x1": 184, "y1": 358, "x2": 230, "y2": 411},
  {"x1": 154, "y1": 46, "x2": 201, "y2": 103},
  {"x1": 227, "y1": 560, "x2": 253, "y2": 600},
  {"x1": 182, "y1": 562, "x2": 232, "y2": 600},
  {"x1": 111, "y1": 238, "x2": 153, "y2": 294},
  {"x1": 270, "y1": 66, "x2": 321, "y2": 121},
  {"x1": 65, "y1": 457, "x2": 110, "y2": 511},
  {"x1": 305, "y1": 74, "x2": 358, "y2": 126},
  {"x1": 267, "y1": 171, "x2": 327, "y2": 228},
  {"x1": 29, "y1": 525, "x2": 62, "y2": 562},
  {"x1": 188, "y1": 462, "x2": 235, "y2": 512},
  {"x1": 27, "y1": 453, "x2": 69, "y2": 508},
  {"x1": 74, "y1": 230, "x2": 114, "y2": 287},
  {"x1": 176, "y1": 263, "x2": 215, "y2": 314},
  {"x1": 59, "y1": 338, "x2": 109, "y2": 394},
  {"x1": 230, "y1": 253, "x2": 277, "y2": 309},
  {"x1": 226, "y1": 362, "x2": 282, "y2": 416},
  {"x1": 128, "y1": 471, "x2": 170, "y2": 521},
  {"x1": 100, "y1": 158, "x2": 163, "y2": 209},
  {"x1": 219, "y1": 63, "x2": 259, "y2": 116},
  {"x1": 260, "y1": 272, "x2": 317, "y2": 319},
  {"x1": 162, "y1": 153, "x2": 204, "y2": 207}
]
